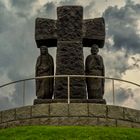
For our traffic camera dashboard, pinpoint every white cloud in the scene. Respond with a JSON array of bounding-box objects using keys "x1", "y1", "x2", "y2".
[{"x1": 122, "y1": 69, "x2": 140, "y2": 85}]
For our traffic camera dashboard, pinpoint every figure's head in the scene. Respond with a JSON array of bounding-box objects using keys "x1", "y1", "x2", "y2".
[
  {"x1": 40, "y1": 46, "x2": 48, "y2": 55},
  {"x1": 91, "y1": 44, "x2": 99, "y2": 55}
]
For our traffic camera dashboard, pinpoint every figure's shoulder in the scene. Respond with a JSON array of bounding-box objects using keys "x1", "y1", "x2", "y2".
[
  {"x1": 86, "y1": 55, "x2": 92, "y2": 60},
  {"x1": 97, "y1": 55, "x2": 103, "y2": 59},
  {"x1": 37, "y1": 56, "x2": 41, "y2": 61},
  {"x1": 97, "y1": 55, "x2": 104, "y2": 62}
]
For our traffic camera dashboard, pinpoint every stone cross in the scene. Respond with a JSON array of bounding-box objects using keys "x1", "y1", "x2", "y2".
[{"x1": 35, "y1": 6, "x2": 105, "y2": 99}]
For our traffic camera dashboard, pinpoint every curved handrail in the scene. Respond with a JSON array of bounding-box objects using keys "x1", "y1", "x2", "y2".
[
  {"x1": 0, "y1": 75, "x2": 140, "y2": 88},
  {"x1": 0, "y1": 75, "x2": 140, "y2": 106}
]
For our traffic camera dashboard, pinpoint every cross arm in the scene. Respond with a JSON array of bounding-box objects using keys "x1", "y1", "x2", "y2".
[
  {"x1": 35, "y1": 17, "x2": 105, "y2": 48},
  {"x1": 83, "y1": 18, "x2": 105, "y2": 48},
  {"x1": 35, "y1": 18, "x2": 57, "y2": 48}
]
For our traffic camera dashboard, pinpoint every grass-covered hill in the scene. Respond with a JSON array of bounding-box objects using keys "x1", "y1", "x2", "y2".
[{"x1": 0, "y1": 126, "x2": 140, "y2": 140}]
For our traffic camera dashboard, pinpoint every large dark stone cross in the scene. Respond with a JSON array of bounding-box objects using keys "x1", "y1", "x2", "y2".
[{"x1": 35, "y1": 6, "x2": 105, "y2": 99}]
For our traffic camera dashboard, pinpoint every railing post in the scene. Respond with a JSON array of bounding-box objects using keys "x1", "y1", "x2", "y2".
[
  {"x1": 112, "y1": 79, "x2": 115, "y2": 105},
  {"x1": 22, "y1": 80, "x2": 25, "y2": 106},
  {"x1": 67, "y1": 76, "x2": 70, "y2": 104}
]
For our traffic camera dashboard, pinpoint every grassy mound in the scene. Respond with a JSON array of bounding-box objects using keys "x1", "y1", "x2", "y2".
[{"x1": 0, "y1": 126, "x2": 140, "y2": 140}]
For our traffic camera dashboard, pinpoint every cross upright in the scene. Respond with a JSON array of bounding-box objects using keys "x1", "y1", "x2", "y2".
[{"x1": 35, "y1": 6, "x2": 105, "y2": 99}]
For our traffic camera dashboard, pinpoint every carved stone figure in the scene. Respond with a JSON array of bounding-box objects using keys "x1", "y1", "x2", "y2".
[
  {"x1": 36, "y1": 46, "x2": 54, "y2": 99},
  {"x1": 85, "y1": 44, "x2": 105, "y2": 99}
]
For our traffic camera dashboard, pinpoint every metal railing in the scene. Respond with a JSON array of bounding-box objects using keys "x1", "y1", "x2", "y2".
[{"x1": 0, "y1": 75, "x2": 140, "y2": 106}]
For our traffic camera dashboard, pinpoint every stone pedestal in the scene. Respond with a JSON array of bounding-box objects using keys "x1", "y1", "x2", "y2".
[{"x1": 34, "y1": 99, "x2": 106, "y2": 105}]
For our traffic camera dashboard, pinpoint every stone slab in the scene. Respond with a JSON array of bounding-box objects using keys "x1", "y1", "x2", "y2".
[
  {"x1": 49, "y1": 117, "x2": 59, "y2": 125},
  {"x1": 107, "y1": 105, "x2": 124, "y2": 120},
  {"x1": 106, "y1": 118, "x2": 117, "y2": 127},
  {"x1": 49, "y1": 117, "x2": 90, "y2": 126},
  {"x1": 56, "y1": 117, "x2": 90, "y2": 126},
  {"x1": 98, "y1": 118, "x2": 116, "y2": 127},
  {"x1": 0, "y1": 123, "x2": 7, "y2": 129},
  {"x1": 124, "y1": 108, "x2": 139, "y2": 122},
  {"x1": 7, "y1": 120, "x2": 20, "y2": 128},
  {"x1": 40, "y1": 118, "x2": 50, "y2": 125},
  {"x1": 117, "y1": 120, "x2": 132, "y2": 128},
  {"x1": 57, "y1": 117, "x2": 70, "y2": 125},
  {"x1": 2, "y1": 109, "x2": 16, "y2": 123},
  {"x1": 69, "y1": 103, "x2": 88, "y2": 116},
  {"x1": 88, "y1": 104, "x2": 107, "y2": 117},
  {"x1": 50, "y1": 117, "x2": 73, "y2": 126},
  {"x1": 131, "y1": 122, "x2": 140, "y2": 128},
  {"x1": 50, "y1": 103, "x2": 68, "y2": 116},
  {"x1": 74, "y1": 117, "x2": 89, "y2": 126},
  {"x1": 57, "y1": 6, "x2": 83, "y2": 41},
  {"x1": 30, "y1": 118, "x2": 41, "y2": 125},
  {"x1": 88, "y1": 118, "x2": 98, "y2": 126},
  {"x1": 19, "y1": 119, "x2": 31, "y2": 126},
  {"x1": 47, "y1": 117, "x2": 97, "y2": 126},
  {"x1": 32, "y1": 104, "x2": 49, "y2": 118},
  {"x1": 16, "y1": 106, "x2": 31, "y2": 120}
]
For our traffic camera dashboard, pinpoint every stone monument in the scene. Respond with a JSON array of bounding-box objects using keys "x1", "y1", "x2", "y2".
[{"x1": 34, "y1": 6, "x2": 105, "y2": 103}]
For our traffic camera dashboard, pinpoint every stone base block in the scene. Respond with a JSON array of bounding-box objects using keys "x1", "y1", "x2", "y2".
[{"x1": 34, "y1": 99, "x2": 106, "y2": 105}]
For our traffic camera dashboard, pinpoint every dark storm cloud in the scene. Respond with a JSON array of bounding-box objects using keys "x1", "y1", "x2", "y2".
[
  {"x1": 103, "y1": 0, "x2": 140, "y2": 54},
  {"x1": 0, "y1": 1, "x2": 17, "y2": 33},
  {"x1": 115, "y1": 87, "x2": 134, "y2": 104}
]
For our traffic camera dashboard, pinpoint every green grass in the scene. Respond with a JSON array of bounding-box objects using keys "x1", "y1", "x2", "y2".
[{"x1": 0, "y1": 126, "x2": 140, "y2": 140}]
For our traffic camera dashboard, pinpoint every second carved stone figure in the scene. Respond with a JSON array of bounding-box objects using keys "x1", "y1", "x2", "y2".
[
  {"x1": 36, "y1": 46, "x2": 54, "y2": 99},
  {"x1": 85, "y1": 44, "x2": 105, "y2": 99}
]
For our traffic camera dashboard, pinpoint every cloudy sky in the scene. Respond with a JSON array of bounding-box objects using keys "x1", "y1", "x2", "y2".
[{"x1": 0, "y1": 0, "x2": 140, "y2": 110}]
